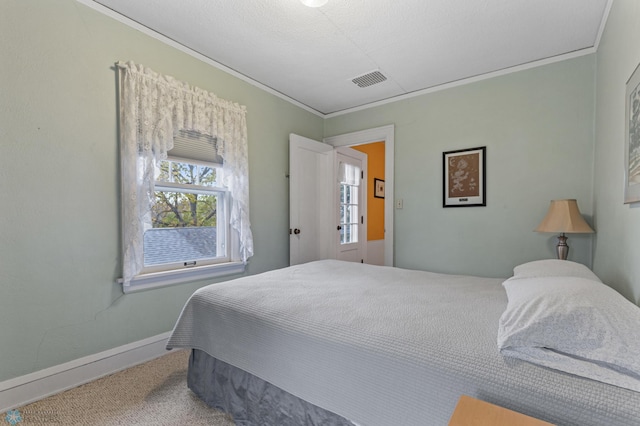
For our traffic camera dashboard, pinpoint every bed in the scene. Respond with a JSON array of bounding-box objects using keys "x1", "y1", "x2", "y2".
[{"x1": 166, "y1": 259, "x2": 640, "y2": 425}]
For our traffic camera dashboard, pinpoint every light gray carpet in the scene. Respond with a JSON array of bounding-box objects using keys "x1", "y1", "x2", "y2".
[{"x1": 11, "y1": 349, "x2": 235, "y2": 425}]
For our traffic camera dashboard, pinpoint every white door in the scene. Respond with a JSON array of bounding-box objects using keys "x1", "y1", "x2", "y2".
[
  {"x1": 335, "y1": 147, "x2": 367, "y2": 263},
  {"x1": 289, "y1": 134, "x2": 333, "y2": 265}
]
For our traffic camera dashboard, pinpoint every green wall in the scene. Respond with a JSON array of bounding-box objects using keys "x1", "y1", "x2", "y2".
[
  {"x1": 0, "y1": 0, "x2": 322, "y2": 382},
  {"x1": 325, "y1": 55, "x2": 597, "y2": 278},
  {"x1": 593, "y1": 0, "x2": 640, "y2": 305}
]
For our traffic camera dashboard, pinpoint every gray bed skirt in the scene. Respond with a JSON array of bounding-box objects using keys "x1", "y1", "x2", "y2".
[{"x1": 188, "y1": 349, "x2": 355, "y2": 426}]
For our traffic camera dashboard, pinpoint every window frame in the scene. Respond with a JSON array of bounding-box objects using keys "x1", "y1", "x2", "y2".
[
  {"x1": 121, "y1": 156, "x2": 245, "y2": 294},
  {"x1": 141, "y1": 156, "x2": 230, "y2": 274}
]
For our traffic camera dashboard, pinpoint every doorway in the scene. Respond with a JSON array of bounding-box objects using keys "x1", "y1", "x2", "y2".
[
  {"x1": 350, "y1": 142, "x2": 384, "y2": 265},
  {"x1": 289, "y1": 134, "x2": 368, "y2": 266},
  {"x1": 324, "y1": 125, "x2": 395, "y2": 266}
]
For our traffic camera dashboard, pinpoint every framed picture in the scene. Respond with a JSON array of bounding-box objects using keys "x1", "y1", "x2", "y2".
[
  {"x1": 625, "y1": 62, "x2": 640, "y2": 204},
  {"x1": 443, "y1": 146, "x2": 486, "y2": 207},
  {"x1": 374, "y1": 178, "x2": 385, "y2": 198}
]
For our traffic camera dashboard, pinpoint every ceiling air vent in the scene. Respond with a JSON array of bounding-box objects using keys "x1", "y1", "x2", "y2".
[{"x1": 351, "y1": 70, "x2": 387, "y2": 88}]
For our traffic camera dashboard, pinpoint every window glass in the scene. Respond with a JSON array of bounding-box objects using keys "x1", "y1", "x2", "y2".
[
  {"x1": 143, "y1": 158, "x2": 228, "y2": 271},
  {"x1": 339, "y1": 183, "x2": 359, "y2": 245}
]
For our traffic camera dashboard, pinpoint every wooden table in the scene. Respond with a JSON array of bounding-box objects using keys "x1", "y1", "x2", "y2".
[{"x1": 448, "y1": 395, "x2": 554, "y2": 426}]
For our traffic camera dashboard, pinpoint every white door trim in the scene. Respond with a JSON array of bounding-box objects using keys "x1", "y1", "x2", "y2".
[{"x1": 324, "y1": 125, "x2": 395, "y2": 266}]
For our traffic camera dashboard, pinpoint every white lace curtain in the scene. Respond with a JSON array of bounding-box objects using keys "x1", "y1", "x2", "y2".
[{"x1": 118, "y1": 61, "x2": 253, "y2": 286}]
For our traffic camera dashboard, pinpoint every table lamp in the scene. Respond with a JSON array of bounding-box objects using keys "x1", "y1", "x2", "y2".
[{"x1": 535, "y1": 199, "x2": 594, "y2": 260}]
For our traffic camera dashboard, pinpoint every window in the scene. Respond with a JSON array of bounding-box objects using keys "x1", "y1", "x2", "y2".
[
  {"x1": 338, "y1": 161, "x2": 361, "y2": 245},
  {"x1": 339, "y1": 183, "x2": 359, "y2": 244},
  {"x1": 143, "y1": 157, "x2": 228, "y2": 272},
  {"x1": 117, "y1": 61, "x2": 253, "y2": 293},
  {"x1": 140, "y1": 130, "x2": 231, "y2": 275}
]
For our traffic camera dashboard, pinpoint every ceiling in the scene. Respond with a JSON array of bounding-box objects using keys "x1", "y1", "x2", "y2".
[{"x1": 90, "y1": 0, "x2": 611, "y2": 116}]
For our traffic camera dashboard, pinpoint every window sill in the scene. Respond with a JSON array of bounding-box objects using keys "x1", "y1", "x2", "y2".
[{"x1": 120, "y1": 261, "x2": 245, "y2": 294}]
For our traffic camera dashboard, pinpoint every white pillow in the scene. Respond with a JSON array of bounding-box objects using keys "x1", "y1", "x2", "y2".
[
  {"x1": 498, "y1": 276, "x2": 640, "y2": 391},
  {"x1": 512, "y1": 259, "x2": 601, "y2": 282}
]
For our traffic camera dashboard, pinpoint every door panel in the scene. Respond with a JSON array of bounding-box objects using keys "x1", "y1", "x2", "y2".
[{"x1": 289, "y1": 134, "x2": 333, "y2": 265}]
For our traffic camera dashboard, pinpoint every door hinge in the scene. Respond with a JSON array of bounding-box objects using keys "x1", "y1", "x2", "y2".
[
  {"x1": 361, "y1": 216, "x2": 364, "y2": 224},
  {"x1": 361, "y1": 171, "x2": 364, "y2": 179}
]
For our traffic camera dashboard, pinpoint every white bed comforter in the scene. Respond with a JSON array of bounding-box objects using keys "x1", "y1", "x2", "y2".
[{"x1": 167, "y1": 260, "x2": 640, "y2": 426}]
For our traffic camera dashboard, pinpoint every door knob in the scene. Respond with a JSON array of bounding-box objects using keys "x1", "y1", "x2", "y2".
[
  {"x1": 293, "y1": 228, "x2": 301, "y2": 235},
  {"x1": 337, "y1": 225, "x2": 342, "y2": 230}
]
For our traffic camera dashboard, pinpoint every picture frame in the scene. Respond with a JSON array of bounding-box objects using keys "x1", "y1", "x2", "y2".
[
  {"x1": 624, "y1": 62, "x2": 640, "y2": 204},
  {"x1": 443, "y1": 146, "x2": 486, "y2": 207},
  {"x1": 374, "y1": 178, "x2": 385, "y2": 198}
]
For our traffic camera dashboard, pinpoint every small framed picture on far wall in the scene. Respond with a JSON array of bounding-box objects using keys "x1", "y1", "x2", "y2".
[{"x1": 374, "y1": 178, "x2": 385, "y2": 198}]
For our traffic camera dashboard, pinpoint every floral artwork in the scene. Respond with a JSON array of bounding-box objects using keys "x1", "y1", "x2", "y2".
[
  {"x1": 628, "y1": 84, "x2": 640, "y2": 183},
  {"x1": 626, "y1": 64, "x2": 640, "y2": 203},
  {"x1": 448, "y1": 154, "x2": 479, "y2": 197},
  {"x1": 443, "y1": 147, "x2": 486, "y2": 207}
]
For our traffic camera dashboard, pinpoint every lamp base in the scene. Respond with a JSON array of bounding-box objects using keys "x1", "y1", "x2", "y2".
[{"x1": 556, "y1": 233, "x2": 569, "y2": 260}]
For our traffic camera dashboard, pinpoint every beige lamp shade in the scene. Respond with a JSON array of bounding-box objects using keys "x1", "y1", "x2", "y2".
[{"x1": 535, "y1": 199, "x2": 594, "y2": 234}]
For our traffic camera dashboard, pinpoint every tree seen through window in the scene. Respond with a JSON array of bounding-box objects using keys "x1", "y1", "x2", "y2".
[{"x1": 152, "y1": 160, "x2": 219, "y2": 228}]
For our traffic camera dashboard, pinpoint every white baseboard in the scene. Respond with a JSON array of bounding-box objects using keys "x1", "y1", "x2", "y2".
[{"x1": 0, "y1": 331, "x2": 175, "y2": 412}]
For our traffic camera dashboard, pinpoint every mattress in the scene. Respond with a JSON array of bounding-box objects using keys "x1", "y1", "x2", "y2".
[{"x1": 166, "y1": 260, "x2": 640, "y2": 425}]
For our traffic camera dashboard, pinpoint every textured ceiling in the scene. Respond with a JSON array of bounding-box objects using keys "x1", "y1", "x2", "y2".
[{"x1": 91, "y1": 0, "x2": 610, "y2": 116}]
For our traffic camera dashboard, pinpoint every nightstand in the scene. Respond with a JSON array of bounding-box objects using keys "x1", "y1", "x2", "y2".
[{"x1": 448, "y1": 395, "x2": 554, "y2": 426}]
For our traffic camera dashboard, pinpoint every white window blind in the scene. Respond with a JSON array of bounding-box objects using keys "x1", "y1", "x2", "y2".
[
  {"x1": 170, "y1": 130, "x2": 223, "y2": 164},
  {"x1": 338, "y1": 161, "x2": 361, "y2": 186}
]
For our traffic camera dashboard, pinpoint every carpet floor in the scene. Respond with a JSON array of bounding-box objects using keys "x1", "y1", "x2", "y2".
[{"x1": 8, "y1": 349, "x2": 235, "y2": 425}]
